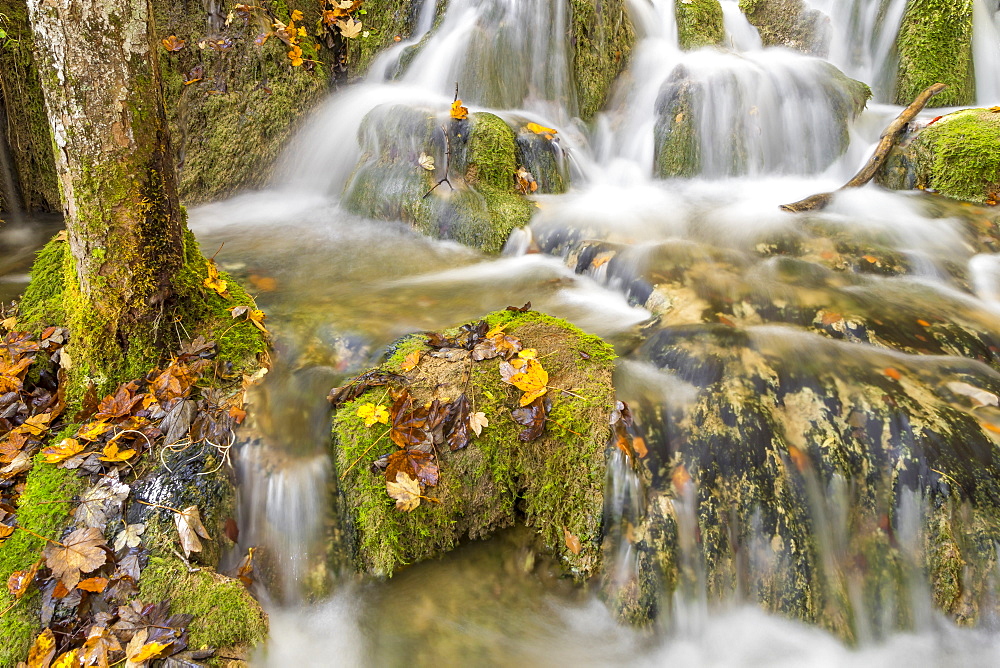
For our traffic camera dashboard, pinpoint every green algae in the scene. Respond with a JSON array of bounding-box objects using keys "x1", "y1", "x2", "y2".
[{"x1": 570, "y1": 0, "x2": 635, "y2": 120}]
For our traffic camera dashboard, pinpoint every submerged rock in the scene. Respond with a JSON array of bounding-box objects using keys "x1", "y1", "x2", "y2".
[
  {"x1": 737, "y1": 0, "x2": 830, "y2": 56},
  {"x1": 611, "y1": 325, "x2": 1000, "y2": 636},
  {"x1": 894, "y1": 0, "x2": 975, "y2": 107},
  {"x1": 343, "y1": 106, "x2": 542, "y2": 253},
  {"x1": 330, "y1": 310, "x2": 616, "y2": 579},
  {"x1": 878, "y1": 108, "x2": 1000, "y2": 205},
  {"x1": 652, "y1": 60, "x2": 870, "y2": 178}
]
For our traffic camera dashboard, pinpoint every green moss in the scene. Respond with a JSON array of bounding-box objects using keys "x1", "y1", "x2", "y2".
[
  {"x1": 675, "y1": 0, "x2": 725, "y2": 51},
  {"x1": 878, "y1": 109, "x2": 1000, "y2": 204},
  {"x1": 0, "y1": 460, "x2": 86, "y2": 668},
  {"x1": 333, "y1": 310, "x2": 616, "y2": 579},
  {"x1": 895, "y1": 0, "x2": 975, "y2": 107},
  {"x1": 17, "y1": 235, "x2": 69, "y2": 328},
  {"x1": 570, "y1": 0, "x2": 635, "y2": 120},
  {"x1": 350, "y1": 0, "x2": 419, "y2": 76},
  {"x1": 138, "y1": 556, "x2": 268, "y2": 652}
]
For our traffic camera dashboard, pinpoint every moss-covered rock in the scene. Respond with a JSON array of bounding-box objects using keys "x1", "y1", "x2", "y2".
[
  {"x1": 0, "y1": 0, "x2": 60, "y2": 212},
  {"x1": 570, "y1": 0, "x2": 635, "y2": 120},
  {"x1": 878, "y1": 108, "x2": 1000, "y2": 204},
  {"x1": 675, "y1": 0, "x2": 725, "y2": 51},
  {"x1": 332, "y1": 310, "x2": 616, "y2": 579},
  {"x1": 343, "y1": 107, "x2": 536, "y2": 253},
  {"x1": 894, "y1": 0, "x2": 975, "y2": 107},
  {"x1": 737, "y1": 0, "x2": 830, "y2": 55}
]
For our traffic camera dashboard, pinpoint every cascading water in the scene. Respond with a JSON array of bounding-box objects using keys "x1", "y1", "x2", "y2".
[{"x1": 171, "y1": 0, "x2": 1000, "y2": 664}]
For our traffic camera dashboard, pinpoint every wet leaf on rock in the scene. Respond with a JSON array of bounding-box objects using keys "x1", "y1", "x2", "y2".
[
  {"x1": 469, "y1": 411, "x2": 488, "y2": 437},
  {"x1": 203, "y1": 259, "x2": 229, "y2": 297},
  {"x1": 113, "y1": 523, "x2": 146, "y2": 552},
  {"x1": 27, "y1": 627, "x2": 56, "y2": 668},
  {"x1": 564, "y1": 528, "x2": 582, "y2": 555},
  {"x1": 174, "y1": 505, "x2": 212, "y2": 558},
  {"x1": 7, "y1": 559, "x2": 40, "y2": 599},
  {"x1": 511, "y1": 397, "x2": 546, "y2": 442}
]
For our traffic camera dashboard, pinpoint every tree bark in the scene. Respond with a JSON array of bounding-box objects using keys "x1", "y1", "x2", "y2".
[
  {"x1": 780, "y1": 82, "x2": 947, "y2": 213},
  {"x1": 27, "y1": 0, "x2": 185, "y2": 377}
]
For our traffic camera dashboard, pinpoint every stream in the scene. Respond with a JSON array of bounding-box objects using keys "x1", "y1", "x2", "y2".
[{"x1": 6, "y1": 0, "x2": 1000, "y2": 665}]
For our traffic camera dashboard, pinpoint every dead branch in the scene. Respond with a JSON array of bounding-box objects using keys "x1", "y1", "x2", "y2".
[
  {"x1": 424, "y1": 125, "x2": 454, "y2": 198},
  {"x1": 779, "y1": 82, "x2": 948, "y2": 213}
]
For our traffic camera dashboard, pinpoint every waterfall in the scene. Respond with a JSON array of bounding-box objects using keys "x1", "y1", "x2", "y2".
[
  {"x1": 0, "y1": 97, "x2": 23, "y2": 224},
  {"x1": 973, "y1": 0, "x2": 1000, "y2": 104}
]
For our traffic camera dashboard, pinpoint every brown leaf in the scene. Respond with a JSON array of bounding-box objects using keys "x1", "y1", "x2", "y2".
[
  {"x1": 390, "y1": 392, "x2": 429, "y2": 449},
  {"x1": 385, "y1": 448, "x2": 439, "y2": 488},
  {"x1": 444, "y1": 394, "x2": 470, "y2": 451},
  {"x1": 564, "y1": 528, "x2": 582, "y2": 555},
  {"x1": 43, "y1": 527, "x2": 108, "y2": 590},
  {"x1": 81, "y1": 624, "x2": 122, "y2": 668},
  {"x1": 7, "y1": 559, "x2": 40, "y2": 600},
  {"x1": 511, "y1": 397, "x2": 546, "y2": 441},
  {"x1": 161, "y1": 35, "x2": 186, "y2": 51},
  {"x1": 94, "y1": 383, "x2": 144, "y2": 421},
  {"x1": 400, "y1": 350, "x2": 422, "y2": 372},
  {"x1": 174, "y1": 505, "x2": 212, "y2": 558}
]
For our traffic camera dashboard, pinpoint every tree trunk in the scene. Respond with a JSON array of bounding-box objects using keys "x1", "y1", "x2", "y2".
[{"x1": 27, "y1": 0, "x2": 185, "y2": 382}]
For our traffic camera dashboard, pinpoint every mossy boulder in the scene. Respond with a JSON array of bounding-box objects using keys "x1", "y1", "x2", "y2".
[
  {"x1": 878, "y1": 109, "x2": 1000, "y2": 204},
  {"x1": 737, "y1": 0, "x2": 830, "y2": 55},
  {"x1": 675, "y1": 0, "x2": 725, "y2": 51},
  {"x1": 894, "y1": 0, "x2": 975, "y2": 107},
  {"x1": 343, "y1": 107, "x2": 538, "y2": 253},
  {"x1": 652, "y1": 62, "x2": 870, "y2": 178},
  {"x1": 570, "y1": 0, "x2": 636, "y2": 120},
  {"x1": 331, "y1": 310, "x2": 617, "y2": 579}
]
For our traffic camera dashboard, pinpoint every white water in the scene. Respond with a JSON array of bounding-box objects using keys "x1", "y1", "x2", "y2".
[{"x1": 179, "y1": 0, "x2": 1000, "y2": 665}]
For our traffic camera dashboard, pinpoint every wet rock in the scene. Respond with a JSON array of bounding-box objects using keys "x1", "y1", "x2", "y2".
[
  {"x1": 570, "y1": 0, "x2": 636, "y2": 120},
  {"x1": 894, "y1": 0, "x2": 975, "y2": 108},
  {"x1": 737, "y1": 0, "x2": 831, "y2": 56},
  {"x1": 878, "y1": 109, "x2": 1000, "y2": 205},
  {"x1": 330, "y1": 310, "x2": 616, "y2": 579},
  {"x1": 610, "y1": 324, "x2": 1000, "y2": 636},
  {"x1": 343, "y1": 106, "x2": 537, "y2": 253}
]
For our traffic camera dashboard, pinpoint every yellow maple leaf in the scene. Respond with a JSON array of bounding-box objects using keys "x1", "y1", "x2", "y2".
[
  {"x1": 41, "y1": 438, "x2": 84, "y2": 464},
  {"x1": 503, "y1": 349, "x2": 548, "y2": 406},
  {"x1": 203, "y1": 259, "x2": 230, "y2": 297},
  {"x1": 356, "y1": 402, "x2": 389, "y2": 427},
  {"x1": 400, "y1": 350, "x2": 422, "y2": 371},
  {"x1": 99, "y1": 441, "x2": 136, "y2": 463},
  {"x1": 290, "y1": 9, "x2": 303, "y2": 21},
  {"x1": 129, "y1": 640, "x2": 175, "y2": 663},
  {"x1": 77, "y1": 421, "x2": 112, "y2": 442},
  {"x1": 451, "y1": 99, "x2": 469, "y2": 120},
  {"x1": 337, "y1": 17, "x2": 363, "y2": 38},
  {"x1": 525, "y1": 122, "x2": 557, "y2": 139}
]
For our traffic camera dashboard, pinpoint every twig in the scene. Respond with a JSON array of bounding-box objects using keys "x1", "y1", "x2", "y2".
[
  {"x1": 12, "y1": 524, "x2": 64, "y2": 547},
  {"x1": 135, "y1": 499, "x2": 185, "y2": 515},
  {"x1": 423, "y1": 125, "x2": 454, "y2": 198},
  {"x1": 780, "y1": 83, "x2": 948, "y2": 213},
  {"x1": 340, "y1": 429, "x2": 391, "y2": 479}
]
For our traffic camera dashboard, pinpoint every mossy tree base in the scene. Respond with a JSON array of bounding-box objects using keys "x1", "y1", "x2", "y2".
[{"x1": 333, "y1": 310, "x2": 616, "y2": 579}]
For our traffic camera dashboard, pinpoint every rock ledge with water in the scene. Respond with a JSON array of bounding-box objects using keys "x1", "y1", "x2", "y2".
[{"x1": 330, "y1": 309, "x2": 616, "y2": 579}]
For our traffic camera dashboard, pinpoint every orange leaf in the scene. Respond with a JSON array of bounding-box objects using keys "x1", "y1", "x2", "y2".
[
  {"x1": 883, "y1": 367, "x2": 902, "y2": 380},
  {"x1": 400, "y1": 350, "x2": 422, "y2": 372},
  {"x1": 76, "y1": 576, "x2": 109, "y2": 593},
  {"x1": 788, "y1": 445, "x2": 809, "y2": 472},
  {"x1": 917, "y1": 319, "x2": 931, "y2": 327},
  {"x1": 7, "y1": 559, "x2": 40, "y2": 600},
  {"x1": 161, "y1": 35, "x2": 186, "y2": 52},
  {"x1": 41, "y1": 438, "x2": 84, "y2": 464},
  {"x1": 564, "y1": 527, "x2": 582, "y2": 555},
  {"x1": 450, "y1": 99, "x2": 469, "y2": 120},
  {"x1": 672, "y1": 463, "x2": 692, "y2": 492}
]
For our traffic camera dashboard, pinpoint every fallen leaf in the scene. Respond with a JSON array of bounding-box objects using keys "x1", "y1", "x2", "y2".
[
  {"x1": 469, "y1": 411, "x2": 488, "y2": 436},
  {"x1": 75, "y1": 473, "x2": 130, "y2": 528},
  {"x1": 672, "y1": 463, "x2": 693, "y2": 493},
  {"x1": 27, "y1": 627, "x2": 56, "y2": 668},
  {"x1": 501, "y1": 349, "x2": 548, "y2": 406},
  {"x1": 511, "y1": 397, "x2": 546, "y2": 441},
  {"x1": 175, "y1": 505, "x2": 212, "y2": 558},
  {"x1": 386, "y1": 471, "x2": 421, "y2": 511},
  {"x1": 400, "y1": 350, "x2": 422, "y2": 371},
  {"x1": 161, "y1": 35, "x2": 186, "y2": 51},
  {"x1": 946, "y1": 381, "x2": 999, "y2": 407},
  {"x1": 788, "y1": 445, "x2": 809, "y2": 472},
  {"x1": 525, "y1": 122, "x2": 557, "y2": 137},
  {"x1": 128, "y1": 640, "x2": 174, "y2": 664},
  {"x1": 76, "y1": 576, "x2": 109, "y2": 593},
  {"x1": 113, "y1": 523, "x2": 146, "y2": 552},
  {"x1": 203, "y1": 259, "x2": 230, "y2": 297},
  {"x1": 337, "y1": 17, "x2": 362, "y2": 38},
  {"x1": 564, "y1": 528, "x2": 582, "y2": 555},
  {"x1": 50, "y1": 649, "x2": 81, "y2": 668},
  {"x1": 81, "y1": 625, "x2": 122, "y2": 668},
  {"x1": 7, "y1": 559, "x2": 40, "y2": 599},
  {"x1": 41, "y1": 438, "x2": 84, "y2": 464},
  {"x1": 43, "y1": 527, "x2": 108, "y2": 590},
  {"x1": 883, "y1": 367, "x2": 902, "y2": 381},
  {"x1": 99, "y1": 441, "x2": 136, "y2": 463},
  {"x1": 385, "y1": 447, "x2": 439, "y2": 488},
  {"x1": 77, "y1": 420, "x2": 112, "y2": 441},
  {"x1": 450, "y1": 99, "x2": 469, "y2": 120},
  {"x1": 355, "y1": 402, "x2": 389, "y2": 427},
  {"x1": 418, "y1": 153, "x2": 435, "y2": 171}
]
